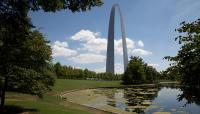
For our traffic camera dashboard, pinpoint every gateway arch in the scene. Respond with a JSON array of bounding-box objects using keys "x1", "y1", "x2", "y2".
[{"x1": 106, "y1": 4, "x2": 128, "y2": 73}]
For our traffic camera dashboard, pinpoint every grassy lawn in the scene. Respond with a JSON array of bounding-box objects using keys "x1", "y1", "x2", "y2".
[
  {"x1": 3, "y1": 79, "x2": 121, "y2": 114},
  {"x1": 53, "y1": 79, "x2": 121, "y2": 92},
  {"x1": 5, "y1": 94, "x2": 91, "y2": 114}
]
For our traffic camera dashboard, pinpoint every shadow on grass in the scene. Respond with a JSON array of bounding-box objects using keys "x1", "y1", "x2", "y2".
[{"x1": 0, "y1": 105, "x2": 37, "y2": 114}]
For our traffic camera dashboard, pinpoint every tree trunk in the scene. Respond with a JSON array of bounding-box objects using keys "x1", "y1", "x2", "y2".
[{"x1": 1, "y1": 76, "x2": 8, "y2": 109}]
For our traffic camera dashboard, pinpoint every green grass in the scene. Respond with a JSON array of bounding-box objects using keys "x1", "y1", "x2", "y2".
[
  {"x1": 53, "y1": 79, "x2": 121, "y2": 92},
  {"x1": 5, "y1": 95, "x2": 91, "y2": 114},
  {"x1": 3, "y1": 79, "x2": 121, "y2": 114}
]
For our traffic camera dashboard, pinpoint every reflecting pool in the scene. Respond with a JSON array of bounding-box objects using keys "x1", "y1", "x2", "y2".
[{"x1": 65, "y1": 84, "x2": 200, "y2": 114}]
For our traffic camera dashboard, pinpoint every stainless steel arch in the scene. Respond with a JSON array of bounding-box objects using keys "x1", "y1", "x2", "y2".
[{"x1": 106, "y1": 4, "x2": 128, "y2": 73}]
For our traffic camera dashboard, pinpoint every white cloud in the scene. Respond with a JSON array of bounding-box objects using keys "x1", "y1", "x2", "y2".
[
  {"x1": 115, "y1": 63, "x2": 124, "y2": 74},
  {"x1": 71, "y1": 29, "x2": 107, "y2": 53},
  {"x1": 82, "y1": 38, "x2": 107, "y2": 53},
  {"x1": 70, "y1": 53, "x2": 106, "y2": 64},
  {"x1": 138, "y1": 40, "x2": 144, "y2": 47},
  {"x1": 51, "y1": 41, "x2": 77, "y2": 57},
  {"x1": 115, "y1": 38, "x2": 135, "y2": 55},
  {"x1": 94, "y1": 67, "x2": 105, "y2": 73},
  {"x1": 132, "y1": 48, "x2": 152, "y2": 56},
  {"x1": 70, "y1": 30, "x2": 135, "y2": 55},
  {"x1": 74, "y1": 66, "x2": 84, "y2": 70},
  {"x1": 54, "y1": 41, "x2": 68, "y2": 47},
  {"x1": 71, "y1": 29, "x2": 96, "y2": 41},
  {"x1": 148, "y1": 63, "x2": 159, "y2": 67}
]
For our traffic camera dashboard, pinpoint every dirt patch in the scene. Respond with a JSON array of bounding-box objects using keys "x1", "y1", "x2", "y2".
[{"x1": 62, "y1": 101, "x2": 113, "y2": 114}]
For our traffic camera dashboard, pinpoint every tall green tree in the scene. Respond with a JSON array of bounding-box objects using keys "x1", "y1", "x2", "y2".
[
  {"x1": 122, "y1": 56, "x2": 146, "y2": 84},
  {"x1": 54, "y1": 62, "x2": 66, "y2": 78},
  {"x1": 144, "y1": 64, "x2": 159, "y2": 82},
  {"x1": 165, "y1": 19, "x2": 200, "y2": 87},
  {"x1": 122, "y1": 56, "x2": 160, "y2": 84},
  {"x1": 0, "y1": 29, "x2": 55, "y2": 107},
  {"x1": 0, "y1": 0, "x2": 103, "y2": 108}
]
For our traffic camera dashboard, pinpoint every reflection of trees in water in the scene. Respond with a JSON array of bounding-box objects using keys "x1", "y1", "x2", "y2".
[
  {"x1": 133, "y1": 108, "x2": 145, "y2": 114},
  {"x1": 106, "y1": 90, "x2": 116, "y2": 107},
  {"x1": 101, "y1": 84, "x2": 200, "y2": 114},
  {"x1": 97, "y1": 88, "x2": 118, "y2": 107},
  {"x1": 159, "y1": 83, "x2": 180, "y2": 89},
  {"x1": 123, "y1": 86, "x2": 159, "y2": 113},
  {"x1": 177, "y1": 87, "x2": 200, "y2": 106},
  {"x1": 101, "y1": 86, "x2": 159, "y2": 113}
]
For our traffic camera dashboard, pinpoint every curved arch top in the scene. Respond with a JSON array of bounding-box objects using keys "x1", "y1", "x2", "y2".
[{"x1": 106, "y1": 4, "x2": 128, "y2": 73}]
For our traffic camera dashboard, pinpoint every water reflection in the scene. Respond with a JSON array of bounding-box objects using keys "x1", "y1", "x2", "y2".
[
  {"x1": 178, "y1": 87, "x2": 200, "y2": 106},
  {"x1": 123, "y1": 86, "x2": 159, "y2": 113},
  {"x1": 95, "y1": 84, "x2": 200, "y2": 114}
]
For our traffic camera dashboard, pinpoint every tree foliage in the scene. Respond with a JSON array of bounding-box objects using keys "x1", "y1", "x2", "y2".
[
  {"x1": 53, "y1": 62, "x2": 122, "y2": 81},
  {"x1": 177, "y1": 87, "x2": 200, "y2": 106},
  {"x1": 165, "y1": 19, "x2": 200, "y2": 87},
  {"x1": 0, "y1": 0, "x2": 103, "y2": 107},
  {"x1": 0, "y1": 0, "x2": 103, "y2": 13},
  {"x1": 122, "y1": 56, "x2": 160, "y2": 84},
  {"x1": 0, "y1": 30, "x2": 55, "y2": 97},
  {"x1": 145, "y1": 65, "x2": 160, "y2": 81},
  {"x1": 159, "y1": 66, "x2": 180, "y2": 81},
  {"x1": 122, "y1": 56, "x2": 146, "y2": 84}
]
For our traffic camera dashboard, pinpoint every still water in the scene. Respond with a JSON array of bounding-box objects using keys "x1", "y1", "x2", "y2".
[
  {"x1": 92, "y1": 84, "x2": 200, "y2": 114},
  {"x1": 65, "y1": 83, "x2": 200, "y2": 114}
]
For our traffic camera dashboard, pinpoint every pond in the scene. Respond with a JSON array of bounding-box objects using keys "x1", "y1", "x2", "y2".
[{"x1": 64, "y1": 83, "x2": 200, "y2": 114}]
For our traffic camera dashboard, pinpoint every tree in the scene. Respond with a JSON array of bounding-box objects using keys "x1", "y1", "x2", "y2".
[
  {"x1": 54, "y1": 62, "x2": 66, "y2": 78},
  {"x1": 0, "y1": 0, "x2": 103, "y2": 13},
  {"x1": 0, "y1": 7, "x2": 32, "y2": 108},
  {"x1": 165, "y1": 19, "x2": 200, "y2": 87},
  {"x1": 177, "y1": 86, "x2": 200, "y2": 106},
  {"x1": 160, "y1": 66, "x2": 180, "y2": 81},
  {"x1": 144, "y1": 64, "x2": 159, "y2": 82},
  {"x1": 122, "y1": 56, "x2": 160, "y2": 84},
  {"x1": 0, "y1": 0, "x2": 103, "y2": 108},
  {"x1": 122, "y1": 56, "x2": 146, "y2": 84},
  {"x1": 0, "y1": 30, "x2": 55, "y2": 107}
]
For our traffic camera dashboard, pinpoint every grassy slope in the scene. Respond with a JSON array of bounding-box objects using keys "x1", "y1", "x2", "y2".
[{"x1": 4, "y1": 79, "x2": 121, "y2": 114}]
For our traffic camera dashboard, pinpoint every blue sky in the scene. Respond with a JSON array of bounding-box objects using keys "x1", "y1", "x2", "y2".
[{"x1": 29, "y1": 0, "x2": 200, "y2": 73}]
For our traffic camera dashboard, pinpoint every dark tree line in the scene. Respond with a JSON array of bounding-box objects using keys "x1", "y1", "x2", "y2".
[{"x1": 53, "y1": 62, "x2": 122, "y2": 80}]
